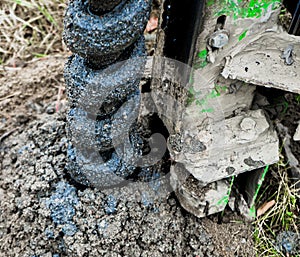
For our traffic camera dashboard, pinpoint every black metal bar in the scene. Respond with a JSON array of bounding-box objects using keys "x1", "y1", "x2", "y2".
[
  {"x1": 162, "y1": 0, "x2": 205, "y2": 66},
  {"x1": 289, "y1": 0, "x2": 300, "y2": 35}
]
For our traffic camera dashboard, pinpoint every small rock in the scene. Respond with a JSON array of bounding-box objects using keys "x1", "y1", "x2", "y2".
[
  {"x1": 62, "y1": 222, "x2": 77, "y2": 236},
  {"x1": 275, "y1": 231, "x2": 300, "y2": 255},
  {"x1": 281, "y1": 45, "x2": 294, "y2": 66},
  {"x1": 46, "y1": 105, "x2": 55, "y2": 114},
  {"x1": 104, "y1": 194, "x2": 117, "y2": 215},
  {"x1": 293, "y1": 122, "x2": 300, "y2": 141},
  {"x1": 45, "y1": 181, "x2": 79, "y2": 225}
]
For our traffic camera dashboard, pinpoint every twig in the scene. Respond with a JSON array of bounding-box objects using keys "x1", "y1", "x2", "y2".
[
  {"x1": 0, "y1": 128, "x2": 17, "y2": 142},
  {"x1": 0, "y1": 91, "x2": 21, "y2": 102}
]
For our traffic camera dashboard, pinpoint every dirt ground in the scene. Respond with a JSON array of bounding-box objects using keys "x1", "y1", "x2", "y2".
[{"x1": 0, "y1": 57, "x2": 256, "y2": 257}]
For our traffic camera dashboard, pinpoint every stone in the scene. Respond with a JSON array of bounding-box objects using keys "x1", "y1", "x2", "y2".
[{"x1": 293, "y1": 122, "x2": 300, "y2": 141}]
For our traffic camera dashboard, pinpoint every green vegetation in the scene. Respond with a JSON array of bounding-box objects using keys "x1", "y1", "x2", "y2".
[
  {"x1": 295, "y1": 94, "x2": 300, "y2": 105},
  {"x1": 0, "y1": 0, "x2": 66, "y2": 63},
  {"x1": 207, "y1": 0, "x2": 215, "y2": 7},
  {"x1": 187, "y1": 84, "x2": 227, "y2": 113},
  {"x1": 215, "y1": 0, "x2": 281, "y2": 20},
  {"x1": 249, "y1": 165, "x2": 270, "y2": 218},
  {"x1": 239, "y1": 29, "x2": 248, "y2": 41},
  {"x1": 253, "y1": 156, "x2": 300, "y2": 256},
  {"x1": 217, "y1": 175, "x2": 235, "y2": 206},
  {"x1": 12, "y1": 0, "x2": 58, "y2": 26},
  {"x1": 195, "y1": 49, "x2": 208, "y2": 69}
]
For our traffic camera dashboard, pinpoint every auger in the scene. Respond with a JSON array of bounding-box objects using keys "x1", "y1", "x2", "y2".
[{"x1": 63, "y1": 0, "x2": 153, "y2": 188}]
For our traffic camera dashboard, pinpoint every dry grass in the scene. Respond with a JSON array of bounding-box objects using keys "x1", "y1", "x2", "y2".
[{"x1": 0, "y1": 0, "x2": 66, "y2": 64}]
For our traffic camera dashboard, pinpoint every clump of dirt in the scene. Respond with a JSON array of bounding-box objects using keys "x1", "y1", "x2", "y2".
[
  {"x1": 203, "y1": 214, "x2": 255, "y2": 257},
  {"x1": 275, "y1": 231, "x2": 300, "y2": 255},
  {"x1": 0, "y1": 55, "x2": 255, "y2": 257}
]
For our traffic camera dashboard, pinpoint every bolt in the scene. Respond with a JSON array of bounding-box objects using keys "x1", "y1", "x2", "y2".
[
  {"x1": 240, "y1": 117, "x2": 256, "y2": 131},
  {"x1": 281, "y1": 45, "x2": 294, "y2": 66},
  {"x1": 208, "y1": 29, "x2": 229, "y2": 48}
]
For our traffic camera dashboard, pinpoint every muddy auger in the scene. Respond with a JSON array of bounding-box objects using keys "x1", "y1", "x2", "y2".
[{"x1": 63, "y1": 0, "x2": 154, "y2": 187}]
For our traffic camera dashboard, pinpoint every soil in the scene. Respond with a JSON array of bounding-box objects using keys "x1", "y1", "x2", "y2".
[
  {"x1": 0, "y1": 57, "x2": 255, "y2": 256},
  {"x1": 281, "y1": 93, "x2": 300, "y2": 162}
]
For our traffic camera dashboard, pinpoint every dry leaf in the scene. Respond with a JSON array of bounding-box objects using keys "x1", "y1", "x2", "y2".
[
  {"x1": 257, "y1": 200, "x2": 276, "y2": 217},
  {"x1": 145, "y1": 17, "x2": 158, "y2": 32}
]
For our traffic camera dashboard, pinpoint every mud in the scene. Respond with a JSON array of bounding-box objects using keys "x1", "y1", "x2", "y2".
[
  {"x1": 66, "y1": 92, "x2": 140, "y2": 153},
  {"x1": 64, "y1": 37, "x2": 146, "y2": 115},
  {"x1": 63, "y1": 0, "x2": 154, "y2": 189},
  {"x1": 0, "y1": 56, "x2": 255, "y2": 257},
  {"x1": 88, "y1": 0, "x2": 123, "y2": 15}
]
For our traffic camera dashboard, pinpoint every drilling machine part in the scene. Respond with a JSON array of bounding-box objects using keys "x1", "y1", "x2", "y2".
[
  {"x1": 88, "y1": 0, "x2": 123, "y2": 15},
  {"x1": 289, "y1": 1, "x2": 300, "y2": 35},
  {"x1": 284, "y1": 0, "x2": 300, "y2": 35},
  {"x1": 63, "y1": 0, "x2": 153, "y2": 188},
  {"x1": 64, "y1": 0, "x2": 151, "y2": 67},
  {"x1": 152, "y1": 0, "x2": 282, "y2": 219}
]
